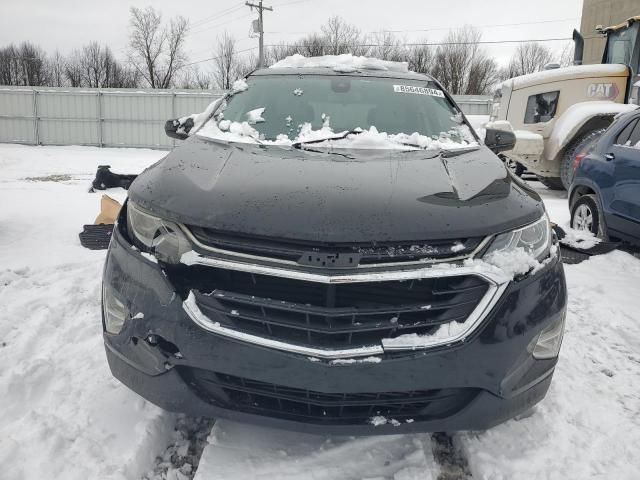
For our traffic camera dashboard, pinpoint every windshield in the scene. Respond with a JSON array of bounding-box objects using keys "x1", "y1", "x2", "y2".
[
  {"x1": 605, "y1": 23, "x2": 639, "y2": 71},
  {"x1": 196, "y1": 75, "x2": 477, "y2": 150}
]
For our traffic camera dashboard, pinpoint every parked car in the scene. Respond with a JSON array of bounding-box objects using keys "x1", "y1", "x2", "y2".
[
  {"x1": 102, "y1": 57, "x2": 567, "y2": 435},
  {"x1": 569, "y1": 108, "x2": 640, "y2": 244}
]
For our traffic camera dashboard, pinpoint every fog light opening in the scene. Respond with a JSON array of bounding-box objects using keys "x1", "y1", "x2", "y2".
[
  {"x1": 103, "y1": 285, "x2": 129, "y2": 335},
  {"x1": 532, "y1": 312, "x2": 566, "y2": 360}
]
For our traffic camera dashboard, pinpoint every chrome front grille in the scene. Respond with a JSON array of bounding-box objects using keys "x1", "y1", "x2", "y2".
[{"x1": 185, "y1": 272, "x2": 490, "y2": 350}]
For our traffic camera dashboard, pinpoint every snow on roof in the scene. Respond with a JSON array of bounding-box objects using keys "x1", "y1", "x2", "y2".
[
  {"x1": 504, "y1": 64, "x2": 629, "y2": 90},
  {"x1": 269, "y1": 54, "x2": 409, "y2": 73}
]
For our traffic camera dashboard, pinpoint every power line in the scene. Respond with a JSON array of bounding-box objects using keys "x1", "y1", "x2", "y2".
[
  {"x1": 265, "y1": 37, "x2": 573, "y2": 48},
  {"x1": 188, "y1": 3, "x2": 246, "y2": 30},
  {"x1": 264, "y1": 17, "x2": 580, "y2": 35},
  {"x1": 182, "y1": 46, "x2": 259, "y2": 67},
  {"x1": 188, "y1": 12, "x2": 255, "y2": 36},
  {"x1": 185, "y1": 35, "x2": 573, "y2": 67}
]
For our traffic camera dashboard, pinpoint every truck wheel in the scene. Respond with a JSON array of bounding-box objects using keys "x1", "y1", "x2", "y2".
[
  {"x1": 560, "y1": 129, "x2": 606, "y2": 190},
  {"x1": 537, "y1": 176, "x2": 565, "y2": 190},
  {"x1": 570, "y1": 194, "x2": 609, "y2": 240}
]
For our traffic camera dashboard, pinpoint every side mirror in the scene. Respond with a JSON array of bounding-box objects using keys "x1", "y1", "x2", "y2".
[
  {"x1": 164, "y1": 118, "x2": 193, "y2": 140},
  {"x1": 484, "y1": 127, "x2": 516, "y2": 153}
]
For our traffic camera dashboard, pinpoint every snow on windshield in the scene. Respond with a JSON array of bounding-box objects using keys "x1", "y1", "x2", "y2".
[
  {"x1": 188, "y1": 55, "x2": 478, "y2": 150},
  {"x1": 270, "y1": 53, "x2": 409, "y2": 73},
  {"x1": 196, "y1": 114, "x2": 478, "y2": 151}
]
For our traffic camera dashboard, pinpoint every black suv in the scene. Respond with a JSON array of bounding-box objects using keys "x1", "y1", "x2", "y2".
[{"x1": 102, "y1": 59, "x2": 567, "y2": 434}]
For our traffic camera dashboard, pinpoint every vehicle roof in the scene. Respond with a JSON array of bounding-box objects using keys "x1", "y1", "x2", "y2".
[
  {"x1": 502, "y1": 63, "x2": 629, "y2": 90},
  {"x1": 600, "y1": 16, "x2": 640, "y2": 33},
  {"x1": 251, "y1": 67, "x2": 436, "y2": 82}
]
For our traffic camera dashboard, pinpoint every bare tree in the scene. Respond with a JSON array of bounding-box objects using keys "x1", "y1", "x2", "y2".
[
  {"x1": 321, "y1": 16, "x2": 362, "y2": 55},
  {"x1": 0, "y1": 44, "x2": 20, "y2": 85},
  {"x1": 47, "y1": 51, "x2": 66, "y2": 87},
  {"x1": 557, "y1": 43, "x2": 575, "y2": 67},
  {"x1": 407, "y1": 42, "x2": 433, "y2": 74},
  {"x1": 0, "y1": 42, "x2": 49, "y2": 86},
  {"x1": 368, "y1": 31, "x2": 406, "y2": 61},
  {"x1": 64, "y1": 50, "x2": 84, "y2": 87},
  {"x1": 465, "y1": 52, "x2": 499, "y2": 95},
  {"x1": 213, "y1": 32, "x2": 240, "y2": 90},
  {"x1": 431, "y1": 26, "x2": 483, "y2": 95},
  {"x1": 505, "y1": 42, "x2": 553, "y2": 77},
  {"x1": 179, "y1": 65, "x2": 212, "y2": 89},
  {"x1": 80, "y1": 42, "x2": 106, "y2": 87},
  {"x1": 128, "y1": 6, "x2": 188, "y2": 88}
]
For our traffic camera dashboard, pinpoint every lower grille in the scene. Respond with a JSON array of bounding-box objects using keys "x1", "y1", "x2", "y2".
[
  {"x1": 181, "y1": 368, "x2": 479, "y2": 425},
  {"x1": 168, "y1": 265, "x2": 490, "y2": 349}
]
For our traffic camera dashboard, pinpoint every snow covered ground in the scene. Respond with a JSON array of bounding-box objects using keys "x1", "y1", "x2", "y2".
[{"x1": 1, "y1": 144, "x2": 639, "y2": 480}]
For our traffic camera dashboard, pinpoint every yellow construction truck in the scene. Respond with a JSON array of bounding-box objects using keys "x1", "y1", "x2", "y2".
[{"x1": 493, "y1": 16, "x2": 640, "y2": 190}]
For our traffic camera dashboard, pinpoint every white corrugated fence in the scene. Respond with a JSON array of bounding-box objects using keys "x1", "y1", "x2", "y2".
[{"x1": 0, "y1": 86, "x2": 492, "y2": 149}]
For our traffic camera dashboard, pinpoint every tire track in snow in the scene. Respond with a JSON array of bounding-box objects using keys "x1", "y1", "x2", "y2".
[
  {"x1": 142, "y1": 416, "x2": 215, "y2": 480},
  {"x1": 431, "y1": 433, "x2": 472, "y2": 480}
]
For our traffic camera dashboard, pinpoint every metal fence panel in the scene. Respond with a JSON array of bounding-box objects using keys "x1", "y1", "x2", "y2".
[
  {"x1": 0, "y1": 89, "x2": 35, "y2": 144},
  {"x1": 0, "y1": 85, "x2": 490, "y2": 149}
]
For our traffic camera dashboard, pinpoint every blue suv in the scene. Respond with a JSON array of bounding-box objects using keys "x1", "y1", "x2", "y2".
[{"x1": 570, "y1": 109, "x2": 640, "y2": 245}]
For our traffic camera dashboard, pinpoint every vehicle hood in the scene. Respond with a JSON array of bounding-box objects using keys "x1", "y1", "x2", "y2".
[{"x1": 129, "y1": 136, "x2": 544, "y2": 243}]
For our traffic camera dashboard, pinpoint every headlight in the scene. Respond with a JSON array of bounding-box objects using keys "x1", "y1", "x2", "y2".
[
  {"x1": 126, "y1": 201, "x2": 191, "y2": 264},
  {"x1": 482, "y1": 215, "x2": 551, "y2": 262}
]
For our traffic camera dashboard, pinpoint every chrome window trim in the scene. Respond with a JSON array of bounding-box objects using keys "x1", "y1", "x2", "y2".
[{"x1": 179, "y1": 224, "x2": 494, "y2": 269}]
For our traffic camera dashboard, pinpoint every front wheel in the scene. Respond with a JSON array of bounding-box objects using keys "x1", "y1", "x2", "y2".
[{"x1": 570, "y1": 194, "x2": 609, "y2": 240}]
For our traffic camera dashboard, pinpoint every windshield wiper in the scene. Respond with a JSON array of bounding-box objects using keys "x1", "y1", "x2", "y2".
[{"x1": 291, "y1": 129, "x2": 364, "y2": 149}]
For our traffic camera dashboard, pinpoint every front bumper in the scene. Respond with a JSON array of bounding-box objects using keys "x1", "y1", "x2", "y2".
[{"x1": 103, "y1": 225, "x2": 567, "y2": 435}]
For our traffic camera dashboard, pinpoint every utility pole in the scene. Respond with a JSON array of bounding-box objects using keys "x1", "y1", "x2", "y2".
[{"x1": 246, "y1": 0, "x2": 272, "y2": 68}]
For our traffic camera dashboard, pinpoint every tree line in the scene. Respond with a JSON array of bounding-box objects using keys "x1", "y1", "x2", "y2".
[{"x1": 0, "y1": 9, "x2": 572, "y2": 94}]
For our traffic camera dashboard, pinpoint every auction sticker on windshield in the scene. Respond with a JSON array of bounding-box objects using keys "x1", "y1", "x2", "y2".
[{"x1": 393, "y1": 85, "x2": 445, "y2": 97}]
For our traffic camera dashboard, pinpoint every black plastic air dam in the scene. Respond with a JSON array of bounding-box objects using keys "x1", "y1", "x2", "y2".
[{"x1": 105, "y1": 344, "x2": 554, "y2": 435}]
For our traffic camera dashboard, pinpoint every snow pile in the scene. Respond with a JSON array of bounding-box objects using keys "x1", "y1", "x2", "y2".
[
  {"x1": 177, "y1": 97, "x2": 224, "y2": 135},
  {"x1": 0, "y1": 145, "x2": 179, "y2": 480},
  {"x1": 370, "y1": 416, "x2": 402, "y2": 427},
  {"x1": 246, "y1": 107, "x2": 266, "y2": 124},
  {"x1": 231, "y1": 78, "x2": 248, "y2": 93},
  {"x1": 270, "y1": 53, "x2": 409, "y2": 73},
  {"x1": 560, "y1": 226, "x2": 602, "y2": 250},
  {"x1": 480, "y1": 246, "x2": 546, "y2": 278}
]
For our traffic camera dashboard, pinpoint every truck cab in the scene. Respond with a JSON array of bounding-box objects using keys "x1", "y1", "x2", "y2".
[{"x1": 495, "y1": 16, "x2": 640, "y2": 190}]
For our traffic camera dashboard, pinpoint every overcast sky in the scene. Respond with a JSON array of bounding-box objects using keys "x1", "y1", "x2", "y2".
[{"x1": 1, "y1": 0, "x2": 583, "y2": 68}]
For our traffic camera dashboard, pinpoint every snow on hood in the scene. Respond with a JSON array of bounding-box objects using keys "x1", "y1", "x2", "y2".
[{"x1": 269, "y1": 54, "x2": 409, "y2": 73}]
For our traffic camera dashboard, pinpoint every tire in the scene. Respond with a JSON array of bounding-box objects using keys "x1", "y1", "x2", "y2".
[
  {"x1": 570, "y1": 194, "x2": 609, "y2": 240},
  {"x1": 560, "y1": 128, "x2": 606, "y2": 190},
  {"x1": 537, "y1": 176, "x2": 565, "y2": 190}
]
